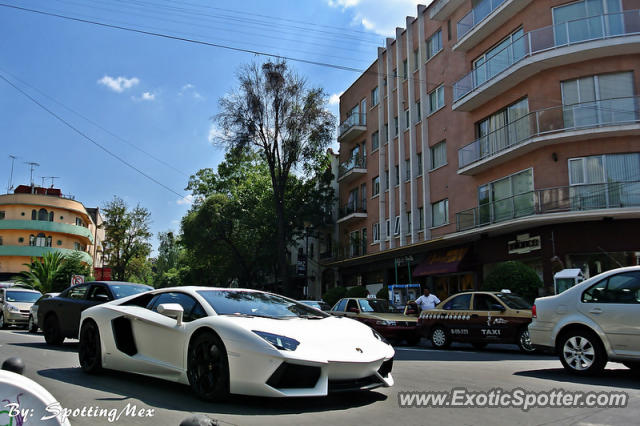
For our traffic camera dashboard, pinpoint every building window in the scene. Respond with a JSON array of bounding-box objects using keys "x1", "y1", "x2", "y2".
[
  {"x1": 0, "y1": 236, "x2": 3, "y2": 245},
  {"x1": 561, "y1": 72, "x2": 634, "y2": 128},
  {"x1": 431, "y1": 199, "x2": 449, "y2": 228},
  {"x1": 373, "y1": 222, "x2": 380, "y2": 242},
  {"x1": 31, "y1": 210, "x2": 36, "y2": 220},
  {"x1": 405, "y1": 109, "x2": 410, "y2": 129},
  {"x1": 350, "y1": 230, "x2": 360, "y2": 257},
  {"x1": 417, "y1": 153, "x2": 423, "y2": 176},
  {"x1": 478, "y1": 169, "x2": 534, "y2": 224},
  {"x1": 74, "y1": 242, "x2": 82, "y2": 251},
  {"x1": 0, "y1": 211, "x2": 4, "y2": 220},
  {"x1": 28, "y1": 235, "x2": 34, "y2": 246},
  {"x1": 473, "y1": 28, "x2": 525, "y2": 87},
  {"x1": 385, "y1": 170, "x2": 389, "y2": 190},
  {"x1": 362, "y1": 228, "x2": 367, "y2": 254},
  {"x1": 372, "y1": 176, "x2": 380, "y2": 196},
  {"x1": 57, "y1": 240, "x2": 62, "y2": 246},
  {"x1": 430, "y1": 140, "x2": 447, "y2": 170},
  {"x1": 361, "y1": 183, "x2": 367, "y2": 212},
  {"x1": 372, "y1": 131, "x2": 379, "y2": 151},
  {"x1": 386, "y1": 219, "x2": 390, "y2": 238},
  {"x1": 37, "y1": 208, "x2": 49, "y2": 221},
  {"x1": 394, "y1": 116, "x2": 398, "y2": 135},
  {"x1": 568, "y1": 152, "x2": 640, "y2": 208},
  {"x1": 419, "y1": 207, "x2": 424, "y2": 230},
  {"x1": 413, "y1": 49, "x2": 419, "y2": 71},
  {"x1": 406, "y1": 211, "x2": 412, "y2": 235},
  {"x1": 76, "y1": 217, "x2": 85, "y2": 227},
  {"x1": 553, "y1": 0, "x2": 622, "y2": 46},
  {"x1": 395, "y1": 165, "x2": 400, "y2": 186},
  {"x1": 426, "y1": 29, "x2": 442, "y2": 60},
  {"x1": 49, "y1": 212, "x2": 54, "y2": 222},
  {"x1": 394, "y1": 216, "x2": 400, "y2": 235},
  {"x1": 402, "y1": 59, "x2": 408, "y2": 80},
  {"x1": 393, "y1": 68, "x2": 397, "y2": 79},
  {"x1": 384, "y1": 123, "x2": 389, "y2": 143},
  {"x1": 477, "y1": 98, "x2": 529, "y2": 155},
  {"x1": 415, "y1": 100, "x2": 421, "y2": 122},
  {"x1": 429, "y1": 85, "x2": 445, "y2": 114},
  {"x1": 405, "y1": 159, "x2": 411, "y2": 181},
  {"x1": 371, "y1": 86, "x2": 379, "y2": 106}
]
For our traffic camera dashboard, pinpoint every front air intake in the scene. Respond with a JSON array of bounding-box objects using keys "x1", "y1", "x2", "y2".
[
  {"x1": 378, "y1": 358, "x2": 393, "y2": 378},
  {"x1": 266, "y1": 362, "x2": 321, "y2": 389}
]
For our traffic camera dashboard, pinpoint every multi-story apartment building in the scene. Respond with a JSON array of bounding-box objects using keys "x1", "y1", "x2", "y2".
[
  {"x1": 331, "y1": 0, "x2": 640, "y2": 300},
  {"x1": 0, "y1": 185, "x2": 105, "y2": 281}
]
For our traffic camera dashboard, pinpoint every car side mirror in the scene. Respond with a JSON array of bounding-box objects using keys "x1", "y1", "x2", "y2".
[
  {"x1": 158, "y1": 303, "x2": 184, "y2": 326},
  {"x1": 491, "y1": 304, "x2": 506, "y2": 312},
  {"x1": 348, "y1": 307, "x2": 360, "y2": 313}
]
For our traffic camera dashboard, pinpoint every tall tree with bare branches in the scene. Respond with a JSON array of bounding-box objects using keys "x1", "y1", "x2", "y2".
[{"x1": 214, "y1": 60, "x2": 335, "y2": 296}]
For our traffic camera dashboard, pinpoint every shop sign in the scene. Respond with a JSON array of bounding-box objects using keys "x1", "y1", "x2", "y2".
[{"x1": 508, "y1": 234, "x2": 541, "y2": 255}]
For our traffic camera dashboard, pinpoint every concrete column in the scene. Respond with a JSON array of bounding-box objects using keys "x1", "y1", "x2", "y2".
[
  {"x1": 406, "y1": 15, "x2": 418, "y2": 245},
  {"x1": 395, "y1": 27, "x2": 406, "y2": 247},
  {"x1": 377, "y1": 47, "x2": 387, "y2": 251},
  {"x1": 417, "y1": 4, "x2": 432, "y2": 240},
  {"x1": 385, "y1": 37, "x2": 396, "y2": 249}
]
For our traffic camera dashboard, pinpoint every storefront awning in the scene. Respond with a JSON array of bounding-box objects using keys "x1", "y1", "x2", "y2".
[{"x1": 412, "y1": 247, "x2": 468, "y2": 277}]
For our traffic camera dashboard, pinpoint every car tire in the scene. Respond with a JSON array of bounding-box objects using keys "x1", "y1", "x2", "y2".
[
  {"x1": 0, "y1": 312, "x2": 6, "y2": 329},
  {"x1": 431, "y1": 326, "x2": 451, "y2": 349},
  {"x1": 43, "y1": 314, "x2": 64, "y2": 345},
  {"x1": 558, "y1": 329, "x2": 606, "y2": 375},
  {"x1": 28, "y1": 315, "x2": 38, "y2": 333},
  {"x1": 517, "y1": 328, "x2": 536, "y2": 353},
  {"x1": 472, "y1": 342, "x2": 487, "y2": 350},
  {"x1": 187, "y1": 331, "x2": 229, "y2": 401},
  {"x1": 79, "y1": 321, "x2": 103, "y2": 374},
  {"x1": 623, "y1": 362, "x2": 640, "y2": 372}
]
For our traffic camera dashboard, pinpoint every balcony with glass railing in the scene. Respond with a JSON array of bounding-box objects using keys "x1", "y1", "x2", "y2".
[
  {"x1": 456, "y1": 181, "x2": 640, "y2": 232},
  {"x1": 337, "y1": 201, "x2": 367, "y2": 224},
  {"x1": 453, "y1": 10, "x2": 640, "y2": 110},
  {"x1": 338, "y1": 112, "x2": 367, "y2": 143},
  {"x1": 337, "y1": 153, "x2": 367, "y2": 183},
  {"x1": 457, "y1": 97, "x2": 640, "y2": 174}
]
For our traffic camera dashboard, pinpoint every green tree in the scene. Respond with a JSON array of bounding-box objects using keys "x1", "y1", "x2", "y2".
[
  {"x1": 322, "y1": 286, "x2": 347, "y2": 309},
  {"x1": 155, "y1": 231, "x2": 180, "y2": 276},
  {"x1": 481, "y1": 261, "x2": 542, "y2": 303},
  {"x1": 15, "y1": 252, "x2": 65, "y2": 293},
  {"x1": 52, "y1": 252, "x2": 93, "y2": 292},
  {"x1": 102, "y1": 197, "x2": 152, "y2": 281},
  {"x1": 214, "y1": 60, "x2": 335, "y2": 296}
]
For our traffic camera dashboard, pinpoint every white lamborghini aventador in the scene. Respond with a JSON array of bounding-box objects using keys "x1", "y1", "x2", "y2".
[{"x1": 78, "y1": 287, "x2": 394, "y2": 399}]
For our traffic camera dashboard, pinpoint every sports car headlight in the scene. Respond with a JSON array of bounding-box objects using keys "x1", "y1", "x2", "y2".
[
  {"x1": 371, "y1": 329, "x2": 389, "y2": 344},
  {"x1": 253, "y1": 330, "x2": 300, "y2": 351},
  {"x1": 375, "y1": 320, "x2": 397, "y2": 326},
  {"x1": 6, "y1": 304, "x2": 19, "y2": 312}
]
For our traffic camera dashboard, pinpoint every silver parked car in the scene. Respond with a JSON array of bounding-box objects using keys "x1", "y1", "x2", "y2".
[
  {"x1": 0, "y1": 286, "x2": 42, "y2": 329},
  {"x1": 529, "y1": 266, "x2": 640, "y2": 375},
  {"x1": 28, "y1": 292, "x2": 59, "y2": 333}
]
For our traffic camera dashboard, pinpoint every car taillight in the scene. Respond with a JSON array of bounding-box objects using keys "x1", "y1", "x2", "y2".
[{"x1": 532, "y1": 304, "x2": 537, "y2": 318}]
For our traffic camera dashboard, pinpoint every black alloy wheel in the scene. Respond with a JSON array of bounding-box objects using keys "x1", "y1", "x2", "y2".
[
  {"x1": 79, "y1": 321, "x2": 103, "y2": 373},
  {"x1": 187, "y1": 332, "x2": 229, "y2": 401},
  {"x1": 518, "y1": 328, "x2": 536, "y2": 353},
  {"x1": 43, "y1": 314, "x2": 64, "y2": 345}
]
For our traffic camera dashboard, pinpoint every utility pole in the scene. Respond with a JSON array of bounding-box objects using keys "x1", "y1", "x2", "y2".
[{"x1": 7, "y1": 155, "x2": 17, "y2": 193}]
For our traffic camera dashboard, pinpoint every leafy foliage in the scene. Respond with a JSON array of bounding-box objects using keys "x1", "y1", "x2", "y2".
[
  {"x1": 481, "y1": 261, "x2": 542, "y2": 303},
  {"x1": 14, "y1": 251, "x2": 65, "y2": 293},
  {"x1": 346, "y1": 286, "x2": 368, "y2": 298},
  {"x1": 322, "y1": 286, "x2": 347, "y2": 309},
  {"x1": 213, "y1": 60, "x2": 335, "y2": 296},
  {"x1": 376, "y1": 285, "x2": 390, "y2": 299},
  {"x1": 52, "y1": 252, "x2": 93, "y2": 292},
  {"x1": 102, "y1": 197, "x2": 152, "y2": 282}
]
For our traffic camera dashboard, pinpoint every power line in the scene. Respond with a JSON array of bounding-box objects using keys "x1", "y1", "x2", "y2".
[
  {"x1": 0, "y1": 66, "x2": 190, "y2": 177},
  {"x1": 0, "y1": 72, "x2": 190, "y2": 202}
]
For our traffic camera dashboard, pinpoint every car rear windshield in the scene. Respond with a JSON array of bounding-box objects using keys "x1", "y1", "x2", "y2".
[
  {"x1": 110, "y1": 284, "x2": 153, "y2": 299},
  {"x1": 197, "y1": 290, "x2": 329, "y2": 319},
  {"x1": 495, "y1": 293, "x2": 531, "y2": 309},
  {"x1": 5, "y1": 291, "x2": 41, "y2": 303},
  {"x1": 358, "y1": 299, "x2": 394, "y2": 313}
]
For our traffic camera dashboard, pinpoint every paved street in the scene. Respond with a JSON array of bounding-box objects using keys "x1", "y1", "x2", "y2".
[{"x1": 1, "y1": 328, "x2": 638, "y2": 426}]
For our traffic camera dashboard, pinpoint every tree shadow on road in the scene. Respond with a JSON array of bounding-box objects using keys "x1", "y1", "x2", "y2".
[
  {"x1": 37, "y1": 367, "x2": 388, "y2": 416},
  {"x1": 514, "y1": 367, "x2": 640, "y2": 390}
]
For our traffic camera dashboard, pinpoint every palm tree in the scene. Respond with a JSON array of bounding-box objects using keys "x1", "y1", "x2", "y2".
[{"x1": 15, "y1": 252, "x2": 65, "y2": 293}]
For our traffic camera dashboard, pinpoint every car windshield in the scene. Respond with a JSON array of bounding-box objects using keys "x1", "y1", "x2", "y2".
[
  {"x1": 496, "y1": 293, "x2": 532, "y2": 309},
  {"x1": 5, "y1": 291, "x2": 41, "y2": 303},
  {"x1": 300, "y1": 301, "x2": 329, "y2": 310},
  {"x1": 198, "y1": 290, "x2": 329, "y2": 319},
  {"x1": 110, "y1": 284, "x2": 153, "y2": 299},
  {"x1": 358, "y1": 299, "x2": 394, "y2": 313}
]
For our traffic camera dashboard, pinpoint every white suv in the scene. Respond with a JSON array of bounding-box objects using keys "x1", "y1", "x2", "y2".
[{"x1": 529, "y1": 266, "x2": 640, "y2": 375}]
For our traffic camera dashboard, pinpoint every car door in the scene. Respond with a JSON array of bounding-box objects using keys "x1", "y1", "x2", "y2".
[
  {"x1": 439, "y1": 293, "x2": 473, "y2": 342},
  {"x1": 578, "y1": 271, "x2": 640, "y2": 356},
  {"x1": 471, "y1": 294, "x2": 511, "y2": 342},
  {"x1": 59, "y1": 284, "x2": 91, "y2": 337},
  {"x1": 128, "y1": 292, "x2": 201, "y2": 374},
  {"x1": 330, "y1": 298, "x2": 348, "y2": 317},
  {"x1": 344, "y1": 299, "x2": 360, "y2": 319}
]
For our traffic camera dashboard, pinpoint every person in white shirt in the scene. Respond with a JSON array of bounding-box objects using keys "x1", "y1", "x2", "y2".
[{"x1": 415, "y1": 287, "x2": 440, "y2": 311}]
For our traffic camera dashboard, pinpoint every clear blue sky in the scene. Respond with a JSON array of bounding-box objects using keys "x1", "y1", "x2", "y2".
[{"x1": 0, "y1": 0, "x2": 430, "y2": 252}]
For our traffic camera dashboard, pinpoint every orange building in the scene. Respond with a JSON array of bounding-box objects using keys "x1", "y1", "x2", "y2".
[
  {"x1": 328, "y1": 0, "x2": 640, "y2": 300},
  {"x1": 0, "y1": 185, "x2": 105, "y2": 281}
]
